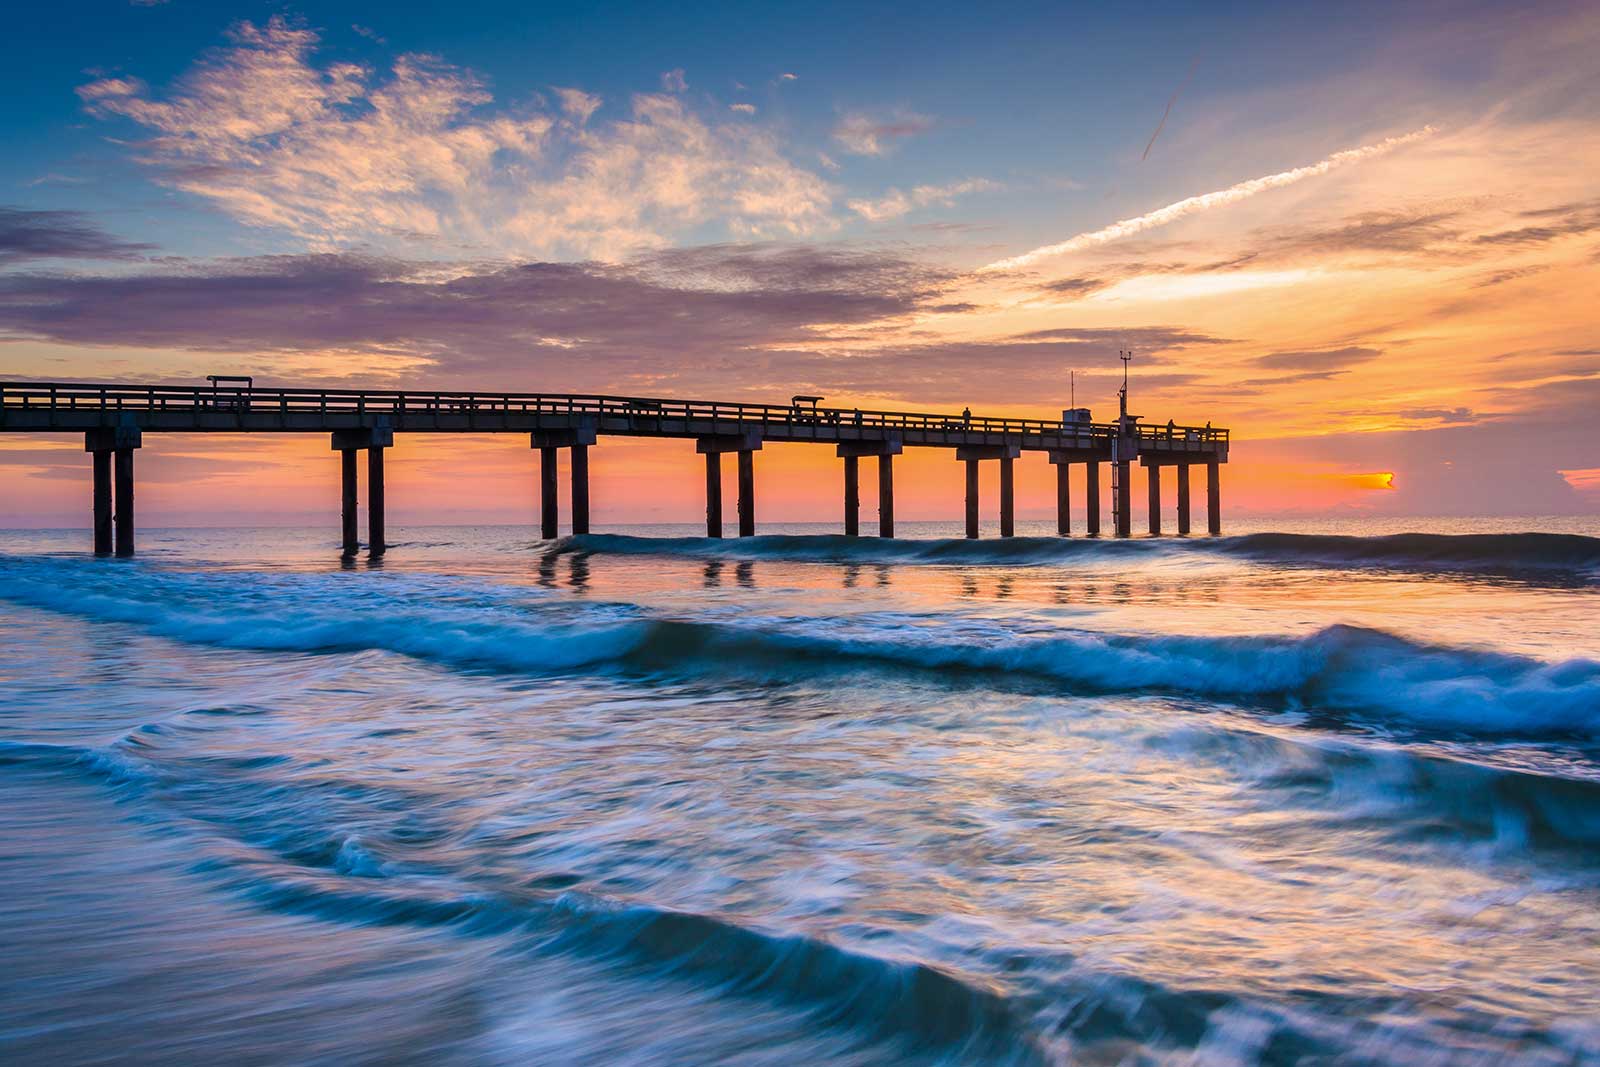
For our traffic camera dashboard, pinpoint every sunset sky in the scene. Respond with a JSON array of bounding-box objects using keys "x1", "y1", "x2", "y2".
[{"x1": 3, "y1": 0, "x2": 1597, "y2": 527}]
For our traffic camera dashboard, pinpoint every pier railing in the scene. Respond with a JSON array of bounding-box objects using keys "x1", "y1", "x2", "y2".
[{"x1": 0, "y1": 381, "x2": 1229, "y2": 446}]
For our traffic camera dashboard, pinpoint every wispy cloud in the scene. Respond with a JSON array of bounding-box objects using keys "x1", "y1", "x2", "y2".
[
  {"x1": 831, "y1": 109, "x2": 934, "y2": 156},
  {"x1": 77, "y1": 19, "x2": 833, "y2": 259},
  {"x1": 847, "y1": 178, "x2": 999, "y2": 222},
  {"x1": 983, "y1": 126, "x2": 1438, "y2": 272},
  {"x1": 552, "y1": 86, "x2": 602, "y2": 124}
]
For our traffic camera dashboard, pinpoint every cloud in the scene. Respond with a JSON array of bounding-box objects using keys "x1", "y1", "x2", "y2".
[
  {"x1": 729, "y1": 103, "x2": 756, "y2": 115},
  {"x1": 1475, "y1": 264, "x2": 1551, "y2": 287},
  {"x1": 77, "y1": 18, "x2": 833, "y2": 259},
  {"x1": 552, "y1": 86, "x2": 602, "y2": 124},
  {"x1": 1472, "y1": 199, "x2": 1600, "y2": 245},
  {"x1": 831, "y1": 110, "x2": 934, "y2": 156},
  {"x1": 779, "y1": 73, "x2": 798, "y2": 82},
  {"x1": 983, "y1": 126, "x2": 1439, "y2": 271},
  {"x1": 1253, "y1": 346, "x2": 1382, "y2": 372},
  {"x1": 0, "y1": 206, "x2": 151, "y2": 264},
  {"x1": 847, "y1": 178, "x2": 999, "y2": 222},
  {"x1": 0, "y1": 245, "x2": 957, "y2": 391},
  {"x1": 660, "y1": 68, "x2": 687, "y2": 93}
]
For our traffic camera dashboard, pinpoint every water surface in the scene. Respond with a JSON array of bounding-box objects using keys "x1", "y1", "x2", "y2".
[{"x1": 2, "y1": 518, "x2": 1598, "y2": 1065}]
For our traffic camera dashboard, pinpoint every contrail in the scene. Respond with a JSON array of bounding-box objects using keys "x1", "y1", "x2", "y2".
[
  {"x1": 983, "y1": 126, "x2": 1437, "y2": 273},
  {"x1": 1142, "y1": 55, "x2": 1199, "y2": 162}
]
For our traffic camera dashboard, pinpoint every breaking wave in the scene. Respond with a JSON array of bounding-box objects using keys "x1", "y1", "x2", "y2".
[
  {"x1": 552, "y1": 530, "x2": 1600, "y2": 575},
  {"x1": 1, "y1": 560, "x2": 1595, "y2": 738}
]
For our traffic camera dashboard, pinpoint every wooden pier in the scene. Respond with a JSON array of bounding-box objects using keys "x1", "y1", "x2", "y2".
[{"x1": 0, "y1": 381, "x2": 1229, "y2": 556}]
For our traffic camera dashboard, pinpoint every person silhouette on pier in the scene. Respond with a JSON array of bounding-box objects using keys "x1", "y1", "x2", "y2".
[{"x1": 962, "y1": 406, "x2": 972, "y2": 426}]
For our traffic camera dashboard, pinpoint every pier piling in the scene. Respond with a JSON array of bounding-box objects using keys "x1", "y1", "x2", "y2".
[
  {"x1": 878, "y1": 455, "x2": 895, "y2": 538},
  {"x1": 705, "y1": 452, "x2": 722, "y2": 537},
  {"x1": 1055, "y1": 461, "x2": 1070, "y2": 536},
  {"x1": 113, "y1": 448, "x2": 135, "y2": 557},
  {"x1": 737, "y1": 450, "x2": 755, "y2": 537},
  {"x1": 340, "y1": 448, "x2": 359, "y2": 556},
  {"x1": 1086, "y1": 460, "x2": 1101, "y2": 536},
  {"x1": 1177, "y1": 463, "x2": 1191, "y2": 536},
  {"x1": 964, "y1": 459, "x2": 980, "y2": 539},
  {"x1": 1147, "y1": 465, "x2": 1162, "y2": 537},
  {"x1": 92, "y1": 450, "x2": 112, "y2": 556},
  {"x1": 1000, "y1": 456, "x2": 1016, "y2": 538},
  {"x1": 843, "y1": 455, "x2": 860, "y2": 536},
  {"x1": 571, "y1": 443, "x2": 590, "y2": 536},
  {"x1": 1207, "y1": 459, "x2": 1222, "y2": 535},
  {"x1": 540, "y1": 447, "x2": 559, "y2": 539},
  {"x1": 367, "y1": 446, "x2": 386, "y2": 556}
]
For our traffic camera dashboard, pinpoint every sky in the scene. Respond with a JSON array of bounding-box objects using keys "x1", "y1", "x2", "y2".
[{"x1": 2, "y1": 0, "x2": 1598, "y2": 527}]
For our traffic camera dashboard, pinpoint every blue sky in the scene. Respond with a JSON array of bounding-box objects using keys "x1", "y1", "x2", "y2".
[{"x1": 5, "y1": 0, "x2": 1500, "y2": 258}]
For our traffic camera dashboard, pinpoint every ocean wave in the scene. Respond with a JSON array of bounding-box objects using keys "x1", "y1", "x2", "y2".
[
  {"x1": 1217, "y1": 531, "x2": 1600, "y2": 571},
  {"x1": 552, "y1": 530, "x2": 1600, "y2": 575},
  {"x1": 0, "y1": 562, "x2": 1595, "y2": 738}
]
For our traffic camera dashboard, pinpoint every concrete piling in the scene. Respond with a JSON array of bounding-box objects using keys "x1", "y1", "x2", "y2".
[
  {"x1": 878, "y1": 455, "x2": 895, "y2": 538},
  {"x1": 964, "y1": 458, "x2": 980, "y2": 539},
  {"x1": 540, "y1": 446, "x2": 559, "y2": 539},
  {"x1": 1207, "y1": 459, "x2": 1222, "y2": 535},
  {"x1": 92, "y1": 450, "x2": 112, "y2": 556},
  {"x1": 737, "y1": 450, "x2": 755, "y2": 537},
  {"x1": 843, "y1": 455, "x2": 860, "y2": 536},
  {"x1": 113, "y1": 448, "x2": 135, "y2": 557},
  {"x1": 999, "y1": 456, "x2": 1015, "y2": 538},
  {"x1": 1177, "y1": 463, "x2": 1191, "y2": 536},
  {"x1": 1147, "y1": 464, "x2": 1162, "y2": 537},
  {"x1": 367, "y1": 446, "x2": 386, "y2": 556},
  {"x1": 705, "y1": 452, "x2": 722, "y2": 537},
  {"x1": 571, "y1": 443, "x2": 590, "y2": 536}
]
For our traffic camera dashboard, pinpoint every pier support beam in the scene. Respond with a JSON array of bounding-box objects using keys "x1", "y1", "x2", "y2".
[
  {"x1": 570, "y1": 443, "x2": 590, "y2": 536},
  {"x1": 331, "y1": 425, "x2": 394, "y2": 556},
  {"x1": 341, "y1": 448, "x2": 359, "y2": 555},
  {"x1": 843, "y1": 455, "x2": 859, "y2": 536},
  {"x1": 964, "y1": 459, "x2": 980, "y2": 539},
  {"x1": 1055, "y1": 461, "x2": 1070, "y2": 536},
  {"x1": 367, "y1": 446, "x2": 386, "y2": 556},
  {"x1": 1176, "y1": 462, "x2": 1191, "y2": 536},
  {"x1": 955, "y1": 445, "x2": 1019, "y2": 540},
  {"x1": 1114, "y1": 460, "x2": 1132, "y2": 538},
  {"x1": 837, "y1": 439, "x2": 901, "y2": 538},
  {"x1": 539, "y1": 448, "x2": 559, "y2": 539},
  {"x1": 529, "y1": 426, "x2": 596, "y2": 541},
  {"x1": 87, "y1": 423, "x2": 141, "y2": 557},
  {"x1": 737, "y1": 449, "x2": 756, "y2": 537},
  {"x1": 114, "y1": 449, "x2": 136, "y2": 557},
  {"x1": 698, "y1": 431, "x2": 763, "y2": 539},
  {"x1": 879, "y1": 455, "x2": 895, "y2": 538},
  {"x1": 999, "y1": 456, "x2": 1016, "y2": 538},
  {"x1": 1207, "y1": 459, "x2": 1222, "y2": 535},
  {"x1": 1086, "y1": 460, "x2": 1101, "y2": 536},
  {"x1": 92, "y1": 449, "x2": 112, "y2": 556},
  {"x1": 1147, "y1": 465, "x2": 1162, "y2": 537},
  {"x1": 705, "y1": 452, "x2": 722, "y2": 537}
]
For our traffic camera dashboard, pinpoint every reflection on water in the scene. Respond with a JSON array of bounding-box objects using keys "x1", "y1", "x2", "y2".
[{"x1": 1, "y1": 519, "x2": 1598, "y2": 1065}]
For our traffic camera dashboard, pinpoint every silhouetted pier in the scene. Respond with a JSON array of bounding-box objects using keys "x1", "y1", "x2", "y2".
[{"x1": 0, "y1": 381, "x2": 1229, "y2": 556}]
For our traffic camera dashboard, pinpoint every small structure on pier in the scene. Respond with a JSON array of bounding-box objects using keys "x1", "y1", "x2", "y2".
[{"x1": 1, "y1": 379, "x2": 1228, "y2": 556}]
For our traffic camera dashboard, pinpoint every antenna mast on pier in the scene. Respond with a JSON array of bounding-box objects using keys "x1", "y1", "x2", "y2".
[{"x1": 1118, "y1": 350, "x2": 1132, "y2": 423}]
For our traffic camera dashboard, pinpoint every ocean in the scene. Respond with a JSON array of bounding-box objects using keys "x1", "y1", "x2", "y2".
[{"x1": 2, "y1": 517, "x2": 1598, "y2": 1066}]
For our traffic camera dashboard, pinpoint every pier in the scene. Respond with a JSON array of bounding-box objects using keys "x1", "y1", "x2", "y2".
[{"x1": 0, "y1": 381, "x2": 1229, "y2": 556}]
